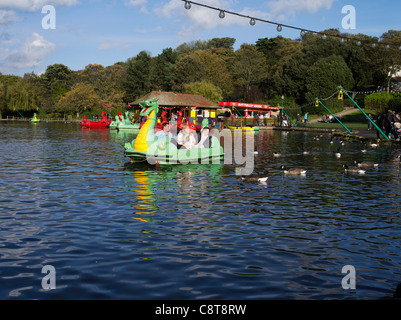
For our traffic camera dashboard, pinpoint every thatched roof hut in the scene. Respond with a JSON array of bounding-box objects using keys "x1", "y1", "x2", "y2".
[{"x1": 130, "y1": 91, "x2": 217, "y2": 109}]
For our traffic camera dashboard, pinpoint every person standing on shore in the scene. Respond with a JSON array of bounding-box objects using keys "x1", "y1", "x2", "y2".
[
  {"x1": 368, "y1": 113, "x2": 374, "y2": 130},
  {"x1": 304, "y1": 112, "x2": 309, "y2": 124}
]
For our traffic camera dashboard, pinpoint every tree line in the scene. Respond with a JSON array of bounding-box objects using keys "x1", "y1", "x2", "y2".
[{"x1": 1, "y1": 29, "x2": 401, "y2": 119}]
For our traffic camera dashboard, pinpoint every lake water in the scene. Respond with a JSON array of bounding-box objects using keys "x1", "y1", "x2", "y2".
[{"x1": 0, "y1": 121, "x2": 400, "y2": 300}]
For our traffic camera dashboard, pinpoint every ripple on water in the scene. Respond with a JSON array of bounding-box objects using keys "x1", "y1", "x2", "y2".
[{"x1": 0, "y1": 122, "x2": 400, "y2": 299}]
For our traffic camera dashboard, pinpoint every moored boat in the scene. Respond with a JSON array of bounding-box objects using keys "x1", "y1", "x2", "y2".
[
  {"x1": 80, "y1": 111, "x2": 111, "y2": 128},
  {"x1": 30, "y1": 113, "x2": 40, "y2": 123}
]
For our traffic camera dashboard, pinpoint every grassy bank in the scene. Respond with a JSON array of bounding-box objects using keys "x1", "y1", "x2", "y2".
[{"x1": 307, "y1": 109, "x2": 379, "y2": 130}]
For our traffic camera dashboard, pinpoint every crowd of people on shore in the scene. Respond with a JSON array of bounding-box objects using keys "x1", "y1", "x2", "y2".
[{"x1": 375, "y1": 110, "x2": 401, "y2": 140}]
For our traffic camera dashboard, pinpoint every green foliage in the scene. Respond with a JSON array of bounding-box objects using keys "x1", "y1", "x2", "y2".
[
  {"x1": 229, "y1": 44, "x2": 268, "y2": 101},
  {"x1": 207, "y1": 37, "x2": 236, "y2": 51},
  {"x1": 305, "y1": 55, "x2": 355, "y2": 103},
  {"x1": 364, "y1": 92, "x2": 401, "y2": 113},
  {"x1": 56, "y1": 83, "x2": 99, "y2": 115},
  {"x1": 150, "y1": 48, "x2": 178, "y2": 91},
  {"x1": 2, "y1": 33, "x2": 401, "y2": 117},
  {"x1": 123, "y1": 51, "x2": 152, "y2": 100},
  {"x1": 183, "y1": 81, "x2": 223, "y2": 103},
  {"x1": 41, "y1": 64, "x2": 72, "y2": 102}
]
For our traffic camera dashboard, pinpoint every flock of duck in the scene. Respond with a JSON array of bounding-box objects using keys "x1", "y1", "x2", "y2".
[{"x1": 241, "y1": 133, "x2": 401, "y2": 183}]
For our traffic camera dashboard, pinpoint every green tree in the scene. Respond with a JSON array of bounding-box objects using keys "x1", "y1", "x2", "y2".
[
  {"x1": 173, "y1": 53, "x2": 208, "y2": 89},
  {"x1": 123, "y1": 51, "x2": 152, "y2": 100},
  {"x1": 207, "y1": 37, "x2": 236, "y2": 51},
  {"x1": 192, "y1": 49, "x2": 233, "y2": 99},
  {"x1": 230, "y1": 44, "x2": 268, "y2": 101},
  {"x1": 150, "y1": 48, "x2": 178, "y2": 91},
  {"x1": 56, "y1": 83, "x2": 99, "y2": 115},
  {"x1": 183, "y1": 81, "x2": 223, "y2": 103},
  {"x1": 41, "y1": 64, "x2": 72, "y2": 102},
  {"x1": 174, "y1": 40, "x2": 208, "y2": 55},
  {"x1": 256, "y1": 36, "x2": 302, "y2": 98},
  {"x1": 305, "y1": 55, "x2": 355, "y2": 108}
]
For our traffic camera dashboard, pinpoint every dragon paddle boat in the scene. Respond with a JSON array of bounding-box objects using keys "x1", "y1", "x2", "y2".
[
  {"x1": 30, "y1": 113, "x2": 40, "y2": 123},
  {"x1": 80, "y1": 111, "x2": 112, "y2": 128},
  {"x1": 109, "y1": 112, "x2": 123, "y2": 130},
  {"x1": 117, "y1": 111, "x2": 140, "y2": 130},
  {"x1": 124, "y1": 98, "x2": 224, "y2": 165}
]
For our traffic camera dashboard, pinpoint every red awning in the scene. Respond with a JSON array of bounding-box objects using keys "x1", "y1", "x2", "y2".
[{"x1": 219, "y1": 102, "x2": 278, "y2": 110}]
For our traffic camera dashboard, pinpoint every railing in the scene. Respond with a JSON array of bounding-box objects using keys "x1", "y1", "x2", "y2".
[
  {"x1": 222, "y1": 117, "x2": 276, "y2": 127},
  {"x1": 2, "y1": 116, "x2": 81, "y2": 122}
]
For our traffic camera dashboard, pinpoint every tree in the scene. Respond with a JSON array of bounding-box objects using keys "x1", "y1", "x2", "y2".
[
  {"x1": 256, "y1": 36, "x2": 302, "y2": 98},
  {"x1": 183, "y1": 81, "x2": 223, "y2": 103},
  {"x1": 150, "y1": 48, "x2": 178, "y2": 91},
  {"x1": 229, "y1": 44, "x2": 268, "y2": 101},
  {"x1": 56, "y1": 83, "x2": 99, "y2": 115},
  {"x1": 173, "y1": 53, "x2": 208, "y2": 89},
  {"x1": 41, "y1": 64, "x2": 72, "y2": 102},
  {"x1": 123, "y1": 51, "x2": 152, "y2": 100},
  {"x1": 376, "y1": 30, "x2": 401, "y2": 91},
  {"x1": 207, "y1": 37, "x2": 236, "y2": 51},
  {"x1": 191, "y1": 50, "x2": 233, "y2": 99},
  {"x1": 174, "y1": 40, "x2": 208, "y2": 55},
  {"x1": 305, "y1": 55, "x2": 355, "y2": 104}
]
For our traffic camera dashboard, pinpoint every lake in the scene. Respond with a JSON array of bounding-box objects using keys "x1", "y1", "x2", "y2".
[{"x1": 0, "y1": 121, "x2": 400, "y2": 300}]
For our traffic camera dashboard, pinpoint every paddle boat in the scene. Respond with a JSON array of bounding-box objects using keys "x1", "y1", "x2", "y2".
[
  {"x1": 31, "y1": 113, "x2": 40, "y2": 123},
  {"x1": 110, "y1": 112, "x2": 123, "y2": 130},
  {"x1": 226, "y1": 125, "x2": 259, "y2": 131},
  {"x1": 124, "y1": 98, "x2": 224, "y2": 165},
  {"x1": 117, "y1": 111, "x2": 140, "y2": 130},
  {"x1": 80, "y1": 111, "x2": 111, "y2": 128}
]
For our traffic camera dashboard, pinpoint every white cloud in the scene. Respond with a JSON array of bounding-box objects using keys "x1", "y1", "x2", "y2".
[
  {"x1": 267, "y1": 0, "x2": 336, "y2": 21},
  {"x1": 0, "y1": 33, "x2": 55, "y2": 71},
  {"x1": 0, "y1": 9, "x2": 19, "y2": 25},
  {"x1": 125, "y1": 0, "x2": 147, "y2": 6},
  {"x1": 125, "y1": 0, "x2": 148, "y2": 13},
  {"x1": 156, "y1": 0, "x2": 269, "y2": 35},
  {"x1": 0, "y1": 0, "x2": 79, "y2": 11},
  {"x1": 98, "y1": 42, "x2": 119, "y2": 50}
]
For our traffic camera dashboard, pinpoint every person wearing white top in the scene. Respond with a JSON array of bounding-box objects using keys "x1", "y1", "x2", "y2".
[{"x1": 177, "y1": 124, "x2": 196, "y2": 150}]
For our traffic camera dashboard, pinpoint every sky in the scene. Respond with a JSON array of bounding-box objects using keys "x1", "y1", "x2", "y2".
[{"x1": 0, "y1": 0, "x2": 400, "y2": 76}]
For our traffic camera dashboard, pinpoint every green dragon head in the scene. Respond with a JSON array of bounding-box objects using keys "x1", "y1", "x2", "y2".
[{"x1": 139, "y1": 98, "x2": 159, "y2": 116}]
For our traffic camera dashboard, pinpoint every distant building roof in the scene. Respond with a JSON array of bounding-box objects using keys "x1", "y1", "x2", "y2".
[{"x1": 130, "y1": 91, "x2": 217, "y2": 108}]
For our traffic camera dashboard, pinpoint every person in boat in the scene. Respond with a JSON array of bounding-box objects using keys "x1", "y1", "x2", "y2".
[
  {"x1": 177, "y1": 124, "x2": 196, "y2": 150},
  {"x1": 155, "y1": 122, "x2": 172, "y2": 139},
  {"x1": 195, "y1": 127, "x2": 212, "y2": 148}
]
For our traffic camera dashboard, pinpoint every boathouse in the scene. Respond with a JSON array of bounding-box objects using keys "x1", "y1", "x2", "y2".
[
  {"x1": 130, "y1": 91, "x2": 219, "y2": 126},
  {"x1": 218, "y1": 102, "x2": 279, "y2": 118}
]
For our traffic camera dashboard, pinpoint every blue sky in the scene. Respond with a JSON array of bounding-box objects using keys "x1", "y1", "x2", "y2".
[{"x1": 0, "y1": 0, "x2": 400, "y2": 76}]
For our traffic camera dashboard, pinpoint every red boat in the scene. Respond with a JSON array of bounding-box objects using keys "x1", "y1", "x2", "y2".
[{"x1": 80, "y1": 111, "x2": 112, "y2": 128}]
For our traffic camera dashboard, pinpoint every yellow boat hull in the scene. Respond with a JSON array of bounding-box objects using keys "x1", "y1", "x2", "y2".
[{"x1": 226, "y1": 126, "x2": 259, "y2": 131}]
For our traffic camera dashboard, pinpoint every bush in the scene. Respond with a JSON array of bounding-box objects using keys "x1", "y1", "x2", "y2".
[
  {"x1": 364, "y1": 92, "x2": 392, "y2": 113},
  {"x1": 269, "y1": 95, "x2": 301, "y2": 118}
]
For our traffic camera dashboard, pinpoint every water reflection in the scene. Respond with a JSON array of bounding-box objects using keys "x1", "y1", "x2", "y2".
[{"x1": 1, "y1": 121, "x2": 401, "y2": 299}]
